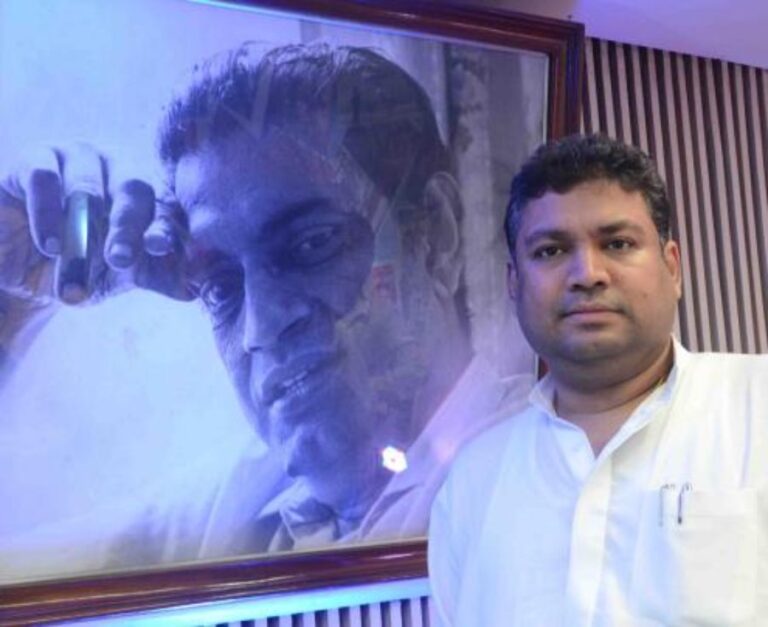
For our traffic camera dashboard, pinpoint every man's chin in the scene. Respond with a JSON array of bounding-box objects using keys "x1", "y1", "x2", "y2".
[
  {"x1": 559, "y1": 334, "x2": 631, "y2": 363},
  {"x1": 276, "y1": 420, "x2": 358, "y2": 479},
  {"x1": 276, "y1": 424, "x2": 379, "y2": 511},
  {"x1": 277, "y1": 424, "x2": 320, "y2": 478}
]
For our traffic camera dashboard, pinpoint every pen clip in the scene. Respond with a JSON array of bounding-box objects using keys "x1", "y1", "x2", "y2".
[
  {"x1": 677, "y1": 482, "x2": 693, "y2": 525},
  {"x1": 659, "y1": 483, "x2": 676, "y2": 526}
]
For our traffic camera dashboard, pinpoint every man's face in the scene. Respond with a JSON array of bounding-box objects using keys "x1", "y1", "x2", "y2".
[
  {"x1": 174, "y1": 128, "x2": 447, "y2": 500},
  {"x1": 509, "y1": 179, "x2": 681, "y2": 371}
]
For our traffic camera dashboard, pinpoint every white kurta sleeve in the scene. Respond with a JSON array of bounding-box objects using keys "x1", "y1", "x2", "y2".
[{"x1": 428, "y1": 477, "x2": 461, "y2": 627}]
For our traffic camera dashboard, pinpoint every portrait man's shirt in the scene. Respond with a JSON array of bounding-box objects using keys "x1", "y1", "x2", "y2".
[
  {"x1": 144, "y1": 360, "x2": 533, "y2": 558},
  {"x1": 231, "y1": 360, "x2": 533, "y2": 551}
]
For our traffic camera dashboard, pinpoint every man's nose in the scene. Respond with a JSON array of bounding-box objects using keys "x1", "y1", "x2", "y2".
[
  {"x1": 241, "y1": 272, "x2": 313, "y2": 353},
  {"x1": 567, "y1": 247, "x2": 610, "y2": 291}
]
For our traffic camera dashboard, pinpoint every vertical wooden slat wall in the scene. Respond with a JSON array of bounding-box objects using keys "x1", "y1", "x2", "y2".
[{"x1": 582, "y1": 38, "x2": 768, "y2": 354}]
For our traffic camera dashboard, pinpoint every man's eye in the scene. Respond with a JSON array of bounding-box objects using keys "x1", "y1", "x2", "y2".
[
  {"x1": 289, "y1": 224, "x2": 345, "y2": 266},
  {"x1": 532, "y1": 244, "x2": 564, "y2": 259},
  {"x1": 606, "y1": 238, "x2": 634, "y2": 252},
  {"x1": 199, "y1": 271, "x2": 243, "y2": 322}
]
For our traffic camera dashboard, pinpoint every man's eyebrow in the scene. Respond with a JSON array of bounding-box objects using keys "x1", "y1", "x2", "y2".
[
  {"x1": 260, "y1": 197, "x2": 334, "y2": 234},
  {"x1": 521, "y1": 228, "x2": 571, "y2": 248},
  {"x1": 522, "y1": 220, "x2": 646, "y2": 247},
  {"x1": 596, "y1": 220, "x2": 645, "y2": 236},
  {"x1": 185, "y1": 247, "x2": 237, "y2": 287}
]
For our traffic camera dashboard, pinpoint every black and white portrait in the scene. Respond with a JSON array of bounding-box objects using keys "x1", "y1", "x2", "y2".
[{"x1": 0, "y1": 0, "x2": 546, "y2": 582}]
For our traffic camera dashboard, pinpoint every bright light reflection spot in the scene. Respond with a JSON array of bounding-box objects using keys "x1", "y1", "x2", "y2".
[
  {"x1": 381, "y1": 445, "x2": 408, "y2": 473},
  {"x1": 67, "y1": 192, "x2": 90, "y2": 257}
]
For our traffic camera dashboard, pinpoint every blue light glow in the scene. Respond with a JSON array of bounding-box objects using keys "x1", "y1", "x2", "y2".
[
  {"x1": 185, "y1": 0, "x2": 286, "y2": 18},
  {"x1": 67, "y1": 577, "x2": 430, "y2": 626}
]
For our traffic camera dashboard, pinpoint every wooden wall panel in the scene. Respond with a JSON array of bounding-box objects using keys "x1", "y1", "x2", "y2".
[{"x1": 583, "y1": 38, "x2": 768, "y2": 353}]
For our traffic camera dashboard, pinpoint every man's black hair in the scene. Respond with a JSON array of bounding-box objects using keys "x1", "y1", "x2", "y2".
[
  {"x1": 504, "y1": 134, "x2": 672, "y2": 257},
  {"x1": 158, "y1": 42, "x2": 449, "y2": 204}
]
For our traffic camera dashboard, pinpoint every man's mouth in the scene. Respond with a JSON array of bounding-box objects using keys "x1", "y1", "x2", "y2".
[
  {"x1": 561, "y1": 303, "x2": 622, "y2": 318},
  {"x1": 260, "y1": 352, "x2": 341, "y2": 408},
  {"x1": 273, "y1": 364, "x2": 322, "y2": 402}
]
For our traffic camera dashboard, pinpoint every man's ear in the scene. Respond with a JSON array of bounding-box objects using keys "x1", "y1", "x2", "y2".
[
  {"x1": 663, "y1": 239, "x2": 683, "y2": 299},
  {"x1": 422, "y1": 172, "x2": 463, "y2": 299}
]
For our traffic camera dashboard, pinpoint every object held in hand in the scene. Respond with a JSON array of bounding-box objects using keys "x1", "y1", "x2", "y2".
[{"x1": 55, "y1": 191, "x2": 105, "y2": 304}]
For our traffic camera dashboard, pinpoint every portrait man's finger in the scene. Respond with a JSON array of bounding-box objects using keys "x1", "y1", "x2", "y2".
[
  {"x1": 106, "y1": 179, "x2": 156, "y2": 269},
  {"x1": 19, "y1": 147, "x2": 65, "y2": 257},
  {"x1": 143, "y1": 198, "x2": 188, "y2": 258},
  {"x1": 59, "y1": 142, "x2": 107, "y2": 199}
]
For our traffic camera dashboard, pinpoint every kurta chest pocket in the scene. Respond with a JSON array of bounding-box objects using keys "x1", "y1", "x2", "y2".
[{"x1": 629, "y1": 488, "x2": 758, "y2": 625}]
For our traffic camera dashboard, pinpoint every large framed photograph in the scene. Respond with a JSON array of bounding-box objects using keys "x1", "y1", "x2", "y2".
[{"x1": 0, "y1": 0, "x2": 582, "y2": 622}]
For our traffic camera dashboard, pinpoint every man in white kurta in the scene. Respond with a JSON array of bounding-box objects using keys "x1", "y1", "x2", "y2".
[
  {"x1": 428, "y1": 134, "x2": 768, "y2": 626},
  {"x1": 430, "y1": 342, "x2": 768, "y2": 625}
]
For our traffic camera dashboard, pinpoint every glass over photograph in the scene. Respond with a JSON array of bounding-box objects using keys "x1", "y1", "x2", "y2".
[{"x1": 0, "y1": 0, "x2": 546, "y2": 583}]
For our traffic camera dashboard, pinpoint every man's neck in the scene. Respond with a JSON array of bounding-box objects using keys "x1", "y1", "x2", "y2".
[{"x1": 551, "y1": 340, "x2": 674, "y2": 455}]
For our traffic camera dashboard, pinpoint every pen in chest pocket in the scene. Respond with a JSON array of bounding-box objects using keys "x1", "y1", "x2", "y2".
[{"x1": 658, "y1": 482, "x2": 693, "y2": 526}]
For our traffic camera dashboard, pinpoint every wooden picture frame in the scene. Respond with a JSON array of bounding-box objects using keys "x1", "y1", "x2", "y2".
[{"x1": 0, "y1": 0, "x2": 582, "y2": 623}]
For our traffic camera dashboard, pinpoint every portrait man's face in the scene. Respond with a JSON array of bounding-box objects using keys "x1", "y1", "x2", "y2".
[
  {"x1": 174, "y1": 125, "x2": 460, "y2": 505},
  {"x1": 509, "y1": 179, "x2": 681, "y2": 368}
]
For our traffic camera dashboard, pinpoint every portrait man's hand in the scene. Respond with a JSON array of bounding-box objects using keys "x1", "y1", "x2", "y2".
[
  {"x1": 0, "y1": 143, "x2": 194, "y2": 374},
  {"x1": 0, "y1": 143, "x2": 193, "y2": 307}
]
